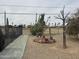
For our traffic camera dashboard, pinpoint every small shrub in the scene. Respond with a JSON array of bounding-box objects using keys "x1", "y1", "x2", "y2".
[
  {"x1": 27, "y1": 25, "x2": 32, "y2": 28},
  {"x1": 30, "y1": 23, "x2": 43, "y2": 35}
]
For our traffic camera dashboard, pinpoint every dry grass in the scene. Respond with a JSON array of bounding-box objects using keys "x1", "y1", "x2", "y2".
[
  {"x1": 43, "y1": 28, "x2": 63, "y2": 35},
  {"x1": 23, "y1": 27, "x2": 63, "y2": 35}
]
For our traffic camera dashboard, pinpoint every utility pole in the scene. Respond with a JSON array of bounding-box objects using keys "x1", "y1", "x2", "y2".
[
  {"x1": 6, "y1": 18, "x2": 9, "y2": 38},
  {"x1": 4, "y1": 11, "x2": 7, "y2": 35},
  {"x1": 4, "y1": 11, "x2": 6, "y2": 26},
  {"x1": 35, "y1": 13, "x2": 37, "y2": 23},
  {"x1": 4, "y1": 11, "x2": 9, "y2": 38}
]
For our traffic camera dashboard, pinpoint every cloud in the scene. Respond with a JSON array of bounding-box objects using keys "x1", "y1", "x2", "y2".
[{"x1": 0, "y1": 0, "x2": 79, "y2": 26}]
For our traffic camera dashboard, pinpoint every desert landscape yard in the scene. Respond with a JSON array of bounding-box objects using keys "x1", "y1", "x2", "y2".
[
  {"x1": 0, "y1": 0, "x2": 79, "y2": 59},
  {"x1": 22, "y1": 28, "x2": 79, "y2": 59}
]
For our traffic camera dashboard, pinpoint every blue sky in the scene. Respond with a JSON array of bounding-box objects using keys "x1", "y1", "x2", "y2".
[{"x1": 0, "y1": 0, "x2": 79, "y2": 26}]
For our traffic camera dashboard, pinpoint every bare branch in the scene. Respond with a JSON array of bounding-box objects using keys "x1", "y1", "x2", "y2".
[
  {"x1": 65, "y1": 12, "x2": 70, "y2": 19},
  {"x1": 60, "y1": 6, "x2": 65, "y2": 19},
  {"x1": 45, "y1": 16, "x2": 51, "y2": 24},
  {"x1": 60, "y1": 10, "x2": 64, "y2": 18},
  {"x1": 54, "y1": 16, "x2": 63, "y2": 20}
]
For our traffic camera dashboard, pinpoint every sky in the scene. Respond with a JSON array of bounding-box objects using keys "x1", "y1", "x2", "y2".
[{"x1": 0, "y1": 0, "x2": 79, "y2": 26}]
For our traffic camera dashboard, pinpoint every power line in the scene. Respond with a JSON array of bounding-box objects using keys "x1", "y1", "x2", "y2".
[
  {"x1": 0, "y1": 12, "x2": 72, "y2": 15},
  {"x1": 0, "y1": 12, "x2": 58, "y2": 15},
  {"x1": 0, "y1": 4, "x2": 76, "y2": 8}
]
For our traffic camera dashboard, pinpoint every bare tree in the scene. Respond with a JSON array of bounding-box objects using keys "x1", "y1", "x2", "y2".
[
  {"x1": 45, "y1": 16, "x2": 52, "y2": 38},
  {"x1": 55, "y1": 6, "x2": 69, "y2": 48}
]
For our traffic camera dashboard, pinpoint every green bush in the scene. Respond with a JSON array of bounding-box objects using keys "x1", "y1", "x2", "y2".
[
  {"x1": 30, "y1": 23, "x2": 43, "y2": 35},
  {"x1": 66, "y1": 18, "x2": 79, "y2": 35},
  {"x1": 30, "y1": 14, "x2": 45, "y2": 36}
]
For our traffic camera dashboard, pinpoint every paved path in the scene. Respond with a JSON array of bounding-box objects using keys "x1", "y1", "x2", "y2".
[{"x1": 0, "y1": 35, "x2": 28, "y2": 59}]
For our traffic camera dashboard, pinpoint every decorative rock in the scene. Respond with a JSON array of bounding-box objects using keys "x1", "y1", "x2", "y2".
[
  {"x1": 36, "y1": 32, "x2": 42, "y2": 37},
  {"x1": 33, "y1": 35, "x2": 56, "y2": 43}
]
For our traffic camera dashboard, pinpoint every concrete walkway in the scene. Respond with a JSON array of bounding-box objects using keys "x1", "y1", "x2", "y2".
[{"x1": 0, "y1": 35, "x2": 28, "y2": 59}]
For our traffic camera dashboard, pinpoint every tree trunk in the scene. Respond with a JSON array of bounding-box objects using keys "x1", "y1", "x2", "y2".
[
  {"x1": 63, "y1": 20, "x2": 67, "y2": 48},
  {"x1": 49, "y1": 26, "x2": 51, "y2": 38},
  {"x1": 49, "y1": 23, "x2": 51, "y2": 38},
  {"x1": 75, "y1": 34, "x2": 78, "y2": 40}
]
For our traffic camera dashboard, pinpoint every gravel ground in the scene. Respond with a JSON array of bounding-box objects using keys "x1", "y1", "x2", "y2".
[{"x1": 22, "y1": 33, "x2": 79, "y2": 59}]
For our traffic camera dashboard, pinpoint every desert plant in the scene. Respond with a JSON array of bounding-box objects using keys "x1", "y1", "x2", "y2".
[
  {"x1": 30, "y1": 14, "x2": 45, "y2": 35},
  {"x1": 30, "y1": 23, "x2": 43, "y2": 35}
]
